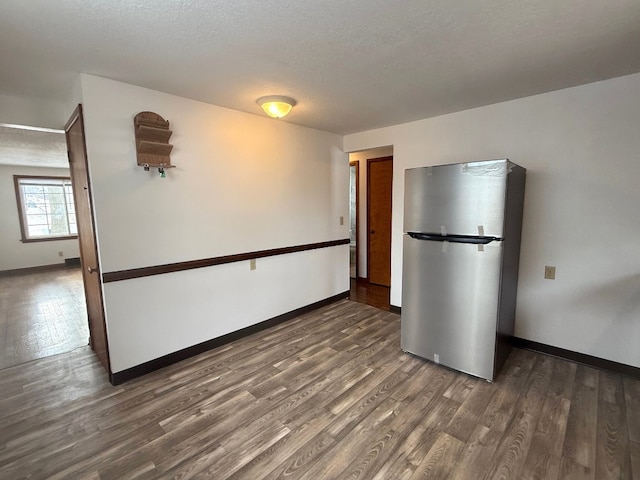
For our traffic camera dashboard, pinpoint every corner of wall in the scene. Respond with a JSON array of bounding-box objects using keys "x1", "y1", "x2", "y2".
[{"x1": 62, "y1": 74, "x2": 84, "y2": 126}]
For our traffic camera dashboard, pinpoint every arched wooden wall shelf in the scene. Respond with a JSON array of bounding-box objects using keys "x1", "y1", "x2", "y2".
[{"x1": 134, "y1": 111, "x2": 175, "y2": 176}]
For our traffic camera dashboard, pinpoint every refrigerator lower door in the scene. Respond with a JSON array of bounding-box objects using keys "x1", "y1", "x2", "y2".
[{"x1": 401, "y1": 234, "x2": 503, "y2": 380}]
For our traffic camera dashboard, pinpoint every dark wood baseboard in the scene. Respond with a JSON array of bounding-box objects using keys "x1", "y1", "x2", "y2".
[
  {"x1": 371, "y1": 311, "x2": 637, "y2": 378},
  {"x1": 512, "y1": 336, "x2": 640, "y2": 379},
  {"x1": 0, "y1": 262, "x2": 75, "y2": 277},
  {"x1": 109, "y1": 290, "x2": 351, "y2": 385},
  {"x1": 65, "y1": 257, "x2": 81, "y2": 267}
]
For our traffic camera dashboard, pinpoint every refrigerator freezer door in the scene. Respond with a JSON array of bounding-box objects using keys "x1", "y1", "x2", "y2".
[
  {"x1": 404, "y1": 160, "x2": 509, "y2": 238},
  {"x1": 401, "y1": 235, "x2": 502, "y2": 380}
]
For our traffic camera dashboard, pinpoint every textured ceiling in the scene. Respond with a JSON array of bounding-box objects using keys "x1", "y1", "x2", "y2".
[
  {"x1": 1, "y1": 0, "x2": 640, "y2": 134},
  {"x1": 0, "y1": 126, "x2": 67, "y2": 168}
]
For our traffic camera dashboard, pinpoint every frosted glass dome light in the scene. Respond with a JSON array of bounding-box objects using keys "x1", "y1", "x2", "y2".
[{"x1": 257, "y1": 95, "x2": 297, "y2": 118}]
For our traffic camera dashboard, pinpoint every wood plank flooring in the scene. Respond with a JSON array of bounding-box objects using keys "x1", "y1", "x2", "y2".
[
  {"x1": 350, "y1": 278, "x2": 391, "y2": 311},
  {"x1": 0, "y1": 300, "x2": 638, "y2": 479},
  {"x1": 0, "y1": 267, "x2": 88, "y2": 370}
]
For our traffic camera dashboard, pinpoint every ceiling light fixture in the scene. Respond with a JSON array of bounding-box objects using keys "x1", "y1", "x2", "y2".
[{"x1": 257, "y1": 95, "x2": 296, "y2": 119}]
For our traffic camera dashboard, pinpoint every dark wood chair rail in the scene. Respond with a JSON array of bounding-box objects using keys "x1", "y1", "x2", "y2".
[{"x1": 102, "y1": 238, "x2": 350, "y2": 283}]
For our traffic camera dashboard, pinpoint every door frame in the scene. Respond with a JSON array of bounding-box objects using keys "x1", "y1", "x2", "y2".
[
  {"x1": 65, "y1": 104, "x2": 111, "y2": 375},
  {"x1": 349, "y1": 160, "x2": 359, "y2": 279},
  {"x1": 366, "y1": 156, "x2": 393, "y2": 286}
]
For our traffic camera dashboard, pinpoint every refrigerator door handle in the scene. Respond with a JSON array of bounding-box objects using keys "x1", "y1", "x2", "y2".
[{"x1": 407, "y1": 232, "x2": 500, "y2": 245}]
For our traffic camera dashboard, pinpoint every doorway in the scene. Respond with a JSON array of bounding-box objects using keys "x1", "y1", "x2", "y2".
[
  {"x1": 347, "y1": 147, "x2": 393, "y2": 310},
  {"x1": 0, "y1": 123, "x2": 89, "y2": 369}
]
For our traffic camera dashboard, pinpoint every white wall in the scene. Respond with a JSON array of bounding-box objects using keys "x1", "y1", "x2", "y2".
[
  {"x1": 348, "y1": 146, "x2": 393, "y2": 278},
  {"x1": 0, "y1": 93, "x2": 66, "y2": 129},
  {"x1": 62, "y1": 75, "x2": 83, "y2": 127},
  {"x1": 0, "y1": 165, "x2": 80, "y2": 270},
  {"x1": 344, "y1": 72, "x2": 640, "y2": 368},
  {"x1": 78, "y1": 75, "x2": 349, "y2": 373}
]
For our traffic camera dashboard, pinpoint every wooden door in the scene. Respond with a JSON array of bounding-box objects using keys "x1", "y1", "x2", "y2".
[
  {"x1": 65, "y1": 105, "x2": 110, "y2": 373},
  {"x1": 367, "y1": 156, "x2": 393, "y2": 286}
]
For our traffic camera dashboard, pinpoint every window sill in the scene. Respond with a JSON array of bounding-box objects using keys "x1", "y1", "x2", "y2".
[{"x1": 21, "y1": 235, "x2": 79, "y2": 243}]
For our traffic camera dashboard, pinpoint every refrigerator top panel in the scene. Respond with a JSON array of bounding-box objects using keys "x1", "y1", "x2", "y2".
[{"x1": 404, "y1": 159, "x2": 516, "y2": 238}]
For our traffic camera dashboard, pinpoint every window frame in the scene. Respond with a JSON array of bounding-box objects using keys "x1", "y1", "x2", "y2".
[{"x1": 13, "y1": 175, "x2": 79, "y2": 243}]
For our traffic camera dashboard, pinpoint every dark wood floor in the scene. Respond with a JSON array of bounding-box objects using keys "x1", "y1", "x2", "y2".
[
  {"x1": 350, "y1": 277, "x2": 391, "y2": 311},
  {"x1": 0, "y1": 300, "x2": 637, "y2": 479},
  {"x1": 0, "y1": 267, "x2": 89, "y2": 370}
]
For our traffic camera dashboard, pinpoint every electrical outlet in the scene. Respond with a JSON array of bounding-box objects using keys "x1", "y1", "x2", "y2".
[
  {"x1": 249, "y1": 259, "x2": 256, "y2": 270},
  {"x1": 544, "y1": 265, "x2": 556, "y2": 280},
  {"x1": 58, "y1": 251, "x2": 64, "y2": 257},
  {"x1": 340, "y1": 216, "x2": 344, "y2": 225}
]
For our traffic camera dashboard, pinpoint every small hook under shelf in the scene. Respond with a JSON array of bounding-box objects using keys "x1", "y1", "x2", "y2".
[{"x1": 140, "y1": 161, "x2": 175, "y2": 177}]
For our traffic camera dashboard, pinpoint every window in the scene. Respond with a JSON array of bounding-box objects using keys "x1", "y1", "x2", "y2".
[{"x1": 14, "y1": 175, "x2": 78, "y2": 242}]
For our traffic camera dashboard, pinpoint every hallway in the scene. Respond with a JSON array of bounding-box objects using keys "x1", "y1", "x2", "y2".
[{"x1": 0, "y1": 267, "x2": 88, "y2": 370}]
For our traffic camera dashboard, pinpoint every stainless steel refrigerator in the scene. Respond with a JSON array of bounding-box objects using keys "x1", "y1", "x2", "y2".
[{"x1": 401, "y1": 159, "x2": 526, "y2": 381}]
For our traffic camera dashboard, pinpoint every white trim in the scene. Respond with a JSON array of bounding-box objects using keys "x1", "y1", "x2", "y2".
[{"x1": 0, "y1": 123, "x2": 65, "y2": 134}]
